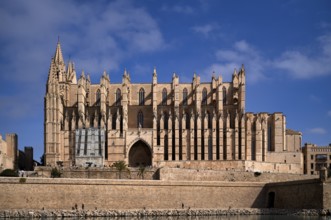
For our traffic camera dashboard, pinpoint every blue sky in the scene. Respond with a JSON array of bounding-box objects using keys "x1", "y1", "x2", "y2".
[{"x1": 0, "y1": 0, "x2": 330, "y2": 161}]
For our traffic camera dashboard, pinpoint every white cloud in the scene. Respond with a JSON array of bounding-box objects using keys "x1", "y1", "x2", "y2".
[
  {"x1": 0, "y1": 0, "x2": 165, "y2": 118},
  {"x1": 0, "y1": 0, "x2": 165, "y2": 82},
  {"x1": 192, "y1": 24, "x2": 219, "y2": 38},
  {"x1": 273, "y1": 34, "x2": 331, "y2": 79},
  {"x1": 308, "y1": 128, "x2": 327, "y2": 135},
  {"x1": 203, "y1": 40, "x2": 266, "y2": 82}
]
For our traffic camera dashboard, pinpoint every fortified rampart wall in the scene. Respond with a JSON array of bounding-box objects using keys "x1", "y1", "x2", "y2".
[
  {"x1": 266, "y1": 179, "x2": 328, "y2": 209},
  {"x1": 0, "y1": 178, "x2": 266, "y2": 210},
  {"x1": 159, "y1": 160, "x2": 302, "y2": 174},
  {"x1": 159, "y1": 168, "x2": 317, "y2": 183},
  {"x1": 0, "y1": 177, "x2": 329, "y2": 210}
]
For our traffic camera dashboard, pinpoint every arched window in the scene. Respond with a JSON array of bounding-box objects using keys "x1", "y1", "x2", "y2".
[
  {"x1": 183, "y1": 88, "x2": 188, "y2": 106},
  {"x1": 139, "y1": 88, "x2": 145, "y2": 105},
  {"x1": 202, "y1": 88, "x2": 207, "y2": 105},
  {"x1": 115, "y1": 88, "x2": 121, "y2": 106},
  {"x1": 223, "y1": 87, "x2": 227, "y2": 105},
  {"x1": 162, "y1": 88, "x2": 167, "y2": 105},
  {"x1": 137, "y1": 110, "x2": 143, "y2": 128},
  {"x1": 96, "y1": 89, "x2": 101, "y2": 106}
]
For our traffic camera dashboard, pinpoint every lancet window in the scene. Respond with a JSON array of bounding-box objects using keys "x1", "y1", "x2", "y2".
[
  {"x1": 202, "y1": 88, "x2": 207, "y2": 105},
  {"x1": 183, "y1": 88, "x2": 188, "y2": 106},
  {"x1": 137, "y1": 110, "x2": 144, "y2": 128},
  {"x1": 115, "y1": 88, "x2": 121, "y2": 106},
  {"x1": 139, "y1": 88, "x2": 145, "y2": 105},
  {"x1": 162, "y1": 88, "x2": 167, "y2": 105}
]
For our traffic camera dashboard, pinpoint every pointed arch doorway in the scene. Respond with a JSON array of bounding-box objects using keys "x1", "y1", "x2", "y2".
[{"x1": 129, "y1": 140, "x2": 152, "y2": 167}]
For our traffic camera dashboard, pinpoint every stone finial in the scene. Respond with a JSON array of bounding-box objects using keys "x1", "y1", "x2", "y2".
[
  {"x1": 81, "y1": 70, "x2": 85, "y2": 79},
  {"x1": 233, "y1": 68, "x2": 238, "y2": 76},
  {"x1": 241, "y1": 64, "x2": 245, "y2": 73},
  {"x1": 54, "y1": 39, "x2": 64, "y2": 64},
  {"x1": 153, "y1": 67, "x2": 157, "y2": 77}
]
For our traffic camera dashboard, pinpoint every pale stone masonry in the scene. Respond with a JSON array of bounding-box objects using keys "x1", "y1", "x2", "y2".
[
  {"x1": 0, "y1": 133, "x2": 18, "y2": 171},
  {"x1": 302, "y1": 143, "x2": 331, "y2": 175},
  {"x1": 44, "y1": 41, "x2": 302, "y2": 173}
]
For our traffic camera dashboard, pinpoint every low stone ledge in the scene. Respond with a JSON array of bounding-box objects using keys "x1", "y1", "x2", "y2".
[{"x1": 0, "y1": 208, "x2": 330, "y2": 218}]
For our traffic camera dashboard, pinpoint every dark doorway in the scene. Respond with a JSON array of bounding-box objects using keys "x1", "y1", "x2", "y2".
[
  {"x1": 129, "y1": 140, "x2": 152, "y2": 167},
  {"x1": 267, "y1": 192, "x2": 275, "y2": 208}
]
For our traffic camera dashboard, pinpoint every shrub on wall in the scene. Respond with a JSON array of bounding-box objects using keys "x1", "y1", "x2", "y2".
[
  {"x1": 51, "y1": 167, "x2": 62, "y2": 178},
  {"x1": 0, "y1": 169, "x2": 18, "y2": 177},
  {"x1": 19, "y1": 177, "x2": 26, "y2": 183}
]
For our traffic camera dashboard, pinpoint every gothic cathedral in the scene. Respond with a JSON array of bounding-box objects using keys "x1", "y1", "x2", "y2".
[{"x1": 44, "y1": 41, "x2": 302, "y2": 173}]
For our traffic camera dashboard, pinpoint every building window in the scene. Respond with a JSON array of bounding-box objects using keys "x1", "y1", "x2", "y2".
[
  {"x1": 311, "y1": 155, "x2": 314, "y2": 160},
  {"x1": 112, "y1": 113, "x2": 116, "y2": 129},
  {"x1": 202, "y1": 88, "x2": 207, "y2": 105},
  {"x1": 139, "y1": 88, "x2": 145, "y2": 105},
  {"x1": 223, "y1": 87, "x2": 227, "y2": 105},
  {"x1": 137, "y1": 111, "x2": 143, "y2": 128},
  {"x1": 96, "y1": 89, "x2": 101, "y2": 106},
  {"x1": 183, "y1": 88, "x2": 188, "y2": 106},
  {"x1": 162, "y1": 88, "x2": 167, "y2": 105},
  {"x1": 311, "y1": 163, "x2": 314, "y2": 169},
  {"x1": 311, "y1": 171, "x2": 314, "y2": 175},
  {"x1": 115, "y1": 88, "x2": 121, "y2": 106}
]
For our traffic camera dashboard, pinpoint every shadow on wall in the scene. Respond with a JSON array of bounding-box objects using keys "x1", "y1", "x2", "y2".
[
  {"x1": 251, "y1": 185, "x2": 268, "y2": 208},
  {"x1": 265, "y1": 179, "x2": 323, "y2": 209}
]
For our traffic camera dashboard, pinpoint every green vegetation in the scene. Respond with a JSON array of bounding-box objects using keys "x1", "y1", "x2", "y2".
[
  {"x1": 0, "y1": 169, "x2": 18, "y2": 177},
  {"x1": 137, "y1": 165, "x2": 146, "y2": 180},
  {"x1": 19, "y1": 177, "x2": 26, "y2": 183},
  {"x1": 112, "y1": 161, "x2": 130, "y2": 179},
  {"x1": 51, "y1": 167, "x2": 62, "y2": 178}
]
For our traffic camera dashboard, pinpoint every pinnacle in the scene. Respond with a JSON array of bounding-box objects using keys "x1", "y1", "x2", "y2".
[{"x1": 54, "y1": 40, "x2": 64, "y2": 65}]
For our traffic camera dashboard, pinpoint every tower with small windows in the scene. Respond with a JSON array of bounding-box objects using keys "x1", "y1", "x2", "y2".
[{"x1": 44, "y1": 41, "x2": 303, "y2": 174}]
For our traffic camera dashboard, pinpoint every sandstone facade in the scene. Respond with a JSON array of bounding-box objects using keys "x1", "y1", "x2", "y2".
[
  {"x1": 302, "y1": 143, "x2": 331, "y2": 175},
  {"x1": 44, "y1": 41, "x2": 302, "y2": 173},
  {"x1": 0, "y1": 134, "x2": 18, "y2": 171}
]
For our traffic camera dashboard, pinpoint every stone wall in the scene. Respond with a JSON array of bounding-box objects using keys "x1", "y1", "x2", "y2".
[
  {"x1": 0, "y1": 177, "x2": 329, "y2": 210},
  {"x1": 0, "y1": 178, "x2": 266, "y2": 210},
  {"x1": 323, "y1": 179, "x2": 331, "y2": 209},
  {"x1": 35, "y1": 166, "x2": 157, "y2": 180},
  {"x1": 266, "y1": 179, "x2": 324, "y2": 209},
  {"x1": 159, "y1": 160, "x2": 302, "y2": 174},
  {"x1": 159, "y1": 167, "x2": 317, "y2": 183}
]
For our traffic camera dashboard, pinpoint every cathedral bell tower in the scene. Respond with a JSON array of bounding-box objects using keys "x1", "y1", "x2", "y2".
[{"x1": 44, "y1": 40, "x2": 77, "y2": 166}]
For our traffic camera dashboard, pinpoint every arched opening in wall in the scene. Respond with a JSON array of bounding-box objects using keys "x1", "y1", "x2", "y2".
[
  {"x1": 267, "y1": 192, "x2": 275, "y2": 208},
  {"x1": 129, "y1": 140, "x2": 152, "y2": 167},
  {"x1": 162, "y1": 88, "x2": 167, "y2": 105}
]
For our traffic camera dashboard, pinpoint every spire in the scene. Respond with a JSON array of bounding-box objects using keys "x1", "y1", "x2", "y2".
[
  {"x1": 123, "y1": 68, "x2": 128, "y2": 77},
  {"x1": 54, "y1": 39, "x2": 64, "y2": 65},
  {"x1": 233, "y1": 68, "x2": 238, "y2": 76},
  {"x1": 241, "y1": 64, "x2": 245, "y2": 73},
  {"x1": 153, "y1": 66, "x2": 157, "y2": 77}
]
